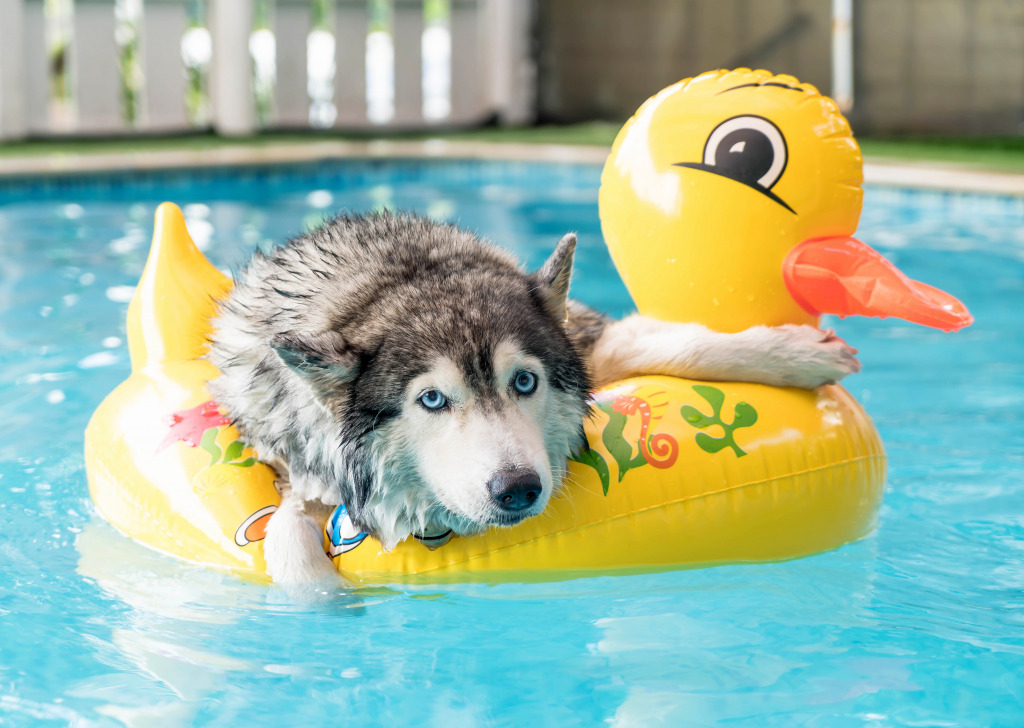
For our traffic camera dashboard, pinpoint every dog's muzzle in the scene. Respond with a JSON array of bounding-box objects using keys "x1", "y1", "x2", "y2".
[{"x1": 487, "y1": 469, "x2": 542, "y2": 518}]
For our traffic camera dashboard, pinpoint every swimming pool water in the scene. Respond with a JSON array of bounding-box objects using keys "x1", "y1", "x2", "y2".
[{"x1": 1, "y1": 160, "x2": 1022, "y2": 726}]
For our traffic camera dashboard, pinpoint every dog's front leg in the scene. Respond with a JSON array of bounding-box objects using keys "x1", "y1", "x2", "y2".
[
  {"x1": 264, "y1": 485, "x2": 339, "y2": 585},
  {"x1": 588, "y1": 316, "x2": 860, "y2": 390}
]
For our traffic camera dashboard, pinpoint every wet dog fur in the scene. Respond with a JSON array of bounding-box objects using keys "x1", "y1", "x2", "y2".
[{"x1": 207, "y1": 212, "x2": 859, "y2": 583}]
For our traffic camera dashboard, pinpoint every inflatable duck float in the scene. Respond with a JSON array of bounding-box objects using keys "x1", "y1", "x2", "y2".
[{"x1": 84, "y1": 69, "x2": 971, "y2": 583}]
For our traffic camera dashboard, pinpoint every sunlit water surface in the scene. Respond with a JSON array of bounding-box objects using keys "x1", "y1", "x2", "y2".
[{"x1": 1, "y1": 161, "x2": 1022, "y2": 727}]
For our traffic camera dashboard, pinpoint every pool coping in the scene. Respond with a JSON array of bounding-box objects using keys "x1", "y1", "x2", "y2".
[{"x1": 2, "y1": 139, "x2": 1024, "y2": 196}]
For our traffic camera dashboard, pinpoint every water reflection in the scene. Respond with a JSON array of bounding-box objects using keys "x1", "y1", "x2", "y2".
[{"x1": 75, "y1": 520, "x2": 391, "y2": 725}]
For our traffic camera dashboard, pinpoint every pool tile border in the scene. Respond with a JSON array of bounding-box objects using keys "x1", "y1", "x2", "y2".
[{"x1": 1, "y1": 140, "x2": 1023, "y2": 196}]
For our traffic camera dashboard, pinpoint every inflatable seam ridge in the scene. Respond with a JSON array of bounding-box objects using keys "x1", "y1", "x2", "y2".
[{"x1": 401, "y1": 452, "x2": 886, "y2": 574}]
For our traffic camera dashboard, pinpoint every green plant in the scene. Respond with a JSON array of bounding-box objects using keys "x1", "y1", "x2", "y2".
[
  {"x1": 680, "y1": 385, "x2": 758, "y2": 457},
  {"x1": 199, "y1": 427, "x2": 257, "y2": 468}
]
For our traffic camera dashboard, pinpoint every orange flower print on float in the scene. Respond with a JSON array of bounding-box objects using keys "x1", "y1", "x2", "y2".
[
  {"x1": 159, "y1": 400, "x2": 257, "y2": 468},
  {"x1": 159, "y1": 400, "x2": 230, "y2": 450}
]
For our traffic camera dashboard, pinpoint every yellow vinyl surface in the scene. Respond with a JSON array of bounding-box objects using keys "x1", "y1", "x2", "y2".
[
  {"x1": 84, "y1": 69, "x2": 890, "y2": 583},
  {"x1": 84, "y1": 200, "x2": 885, "y2": 584},
  {"x1": 326, "y1": 377, "x2": 885, "y2": 582}
]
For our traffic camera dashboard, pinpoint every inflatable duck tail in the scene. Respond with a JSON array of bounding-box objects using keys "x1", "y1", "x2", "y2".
[{"x1": 126, "y1": 203, "x2": 233, "y2": 371}]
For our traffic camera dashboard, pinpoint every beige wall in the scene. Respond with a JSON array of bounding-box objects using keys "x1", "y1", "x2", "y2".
[
  {"x1": 538, "y1": 0, "x2": 1024, "y2": 135},
  {"x1": 855, "y1": 0, "x2": 1024, "y2": 134}
]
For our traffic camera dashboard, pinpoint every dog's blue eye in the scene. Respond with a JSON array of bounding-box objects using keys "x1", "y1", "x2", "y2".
[
  {"x1": 419, "y1": 389, "x2": 447, "y2": 411},
  {"x1": 513, "y1": 371, "x2": 538, "y2": 395}
]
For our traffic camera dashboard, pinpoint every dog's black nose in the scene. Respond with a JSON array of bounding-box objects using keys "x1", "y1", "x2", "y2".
[{"x1": 488, "y1": 470, "x2": 542, "y2": 512}]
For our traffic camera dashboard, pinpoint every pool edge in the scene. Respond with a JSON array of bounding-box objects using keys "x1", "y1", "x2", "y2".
[{"x1": 2, "y1": 139, "x2": 1024, "y2": 196}]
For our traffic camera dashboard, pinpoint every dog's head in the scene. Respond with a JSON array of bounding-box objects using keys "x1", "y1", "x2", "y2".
[{"x1": 270, "y1": 228, "x2": 591, "y2": 549}]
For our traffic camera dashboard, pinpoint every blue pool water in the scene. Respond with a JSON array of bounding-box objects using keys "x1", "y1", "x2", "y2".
[{"x1": 1, "y1": 159, "x2": 1022, "y2": 726}]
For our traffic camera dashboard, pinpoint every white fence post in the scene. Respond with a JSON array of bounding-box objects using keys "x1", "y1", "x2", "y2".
[
  {"x1": 481, "y1": 0, "x2": 534, "y2": 125},
  {"x1": 334, "y1": 0, "x2": 368, "y2": 126},
  {"x1": 75, "y1": 0, "x2": 124, "y2": 134},
  {"x1": 832, "y1": 0, "x2": 854, "y2": 113},
  {"x1": 142, "y1": 0, "x2": 191, "y2": 131},
  {"x1": 392, "y1": 0, "x2": 423, "y2": 126},
  {"x1": 23, "y1": 0, "x2": 50, "y2": 135},
  {"x1": 209, "y1": 0, "x2": 256, "y2": 135},
  {"x1": 0, "y1": 0, "x2": 28, "y2": 140},
  {"x1": 274, "y1": 0, "x2": 312, "y2": 127},
  {"x1": 449, "y1": 0, "x2": 483, "y2": 124}
]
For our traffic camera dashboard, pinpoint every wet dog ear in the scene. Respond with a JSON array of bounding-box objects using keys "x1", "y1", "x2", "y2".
[
  {"x1": 272, "y1": 331, "x2": 359, "y2": 387},
  {"x1": 535, "y1": 233, "x2": 576, "y2": 323}
]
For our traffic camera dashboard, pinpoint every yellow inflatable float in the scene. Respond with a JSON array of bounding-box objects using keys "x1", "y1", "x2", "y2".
[{"x1": 84, "y1": 69, "x2": 970, "y2": 583}]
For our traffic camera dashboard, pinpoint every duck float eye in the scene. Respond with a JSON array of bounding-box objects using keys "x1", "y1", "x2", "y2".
[
  {"x1": 675, "y1": 114, "x2": 794, "y2": 213},
  {"x1": 704, "y1": 115, "x2": 787, "y2": 189}
]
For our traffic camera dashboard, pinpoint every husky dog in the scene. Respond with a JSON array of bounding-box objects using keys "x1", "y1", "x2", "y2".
[{"x1": 208, "y1": 212, "x2": 859, "y2": 583}]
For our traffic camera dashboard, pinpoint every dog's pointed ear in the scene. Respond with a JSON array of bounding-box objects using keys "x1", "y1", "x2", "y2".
[
  {"x1": 272, "y1": 330, "x2": 359, "y2": 387},
  {"x1": 535, "y1": 232, "x2": 576, "y2": 323}
]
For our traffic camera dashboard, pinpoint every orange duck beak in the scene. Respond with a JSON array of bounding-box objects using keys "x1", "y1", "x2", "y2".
[{"x1": 783, "y1": 237, "x2": 973, "y2": 332}]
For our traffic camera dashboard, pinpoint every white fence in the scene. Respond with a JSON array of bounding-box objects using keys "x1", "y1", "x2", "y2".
[{"x1": 0, "y1": 0, "x2": 535, "y2": 139}]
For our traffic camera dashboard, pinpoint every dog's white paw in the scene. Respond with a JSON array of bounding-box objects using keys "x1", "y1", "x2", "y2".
[
  {"x1": 264, "y1": 500, "x2": 340, "y2": 585},
  {"x1": 767, "y1": 324, "x2": 861, "y2": 389}
]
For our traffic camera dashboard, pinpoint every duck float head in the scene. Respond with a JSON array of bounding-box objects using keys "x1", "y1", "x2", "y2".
[{"x1": 600, "y1": 68, "x2": 972, "y2": 334}]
